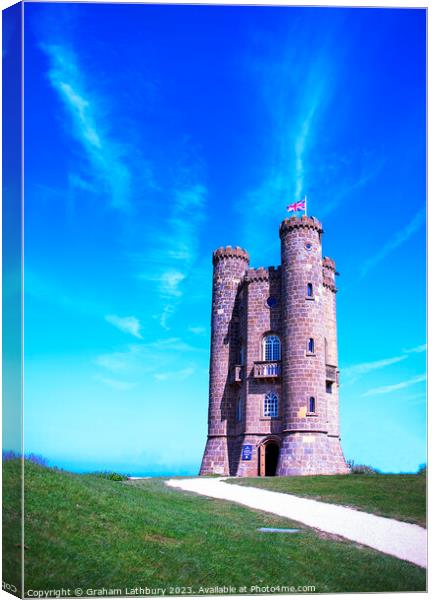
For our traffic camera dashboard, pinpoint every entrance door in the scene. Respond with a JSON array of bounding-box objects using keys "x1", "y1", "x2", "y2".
[
  {"x1": 265, "y1": 442, "x2": 279, "y2": 476},
  {"x1": 259, "y1": 441, "x2": 280, "y2": 476}
]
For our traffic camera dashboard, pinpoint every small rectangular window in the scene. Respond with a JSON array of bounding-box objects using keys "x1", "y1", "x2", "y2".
[
  {"x1": 307, "y1": 283, "x2": 313, "y2": 297},
  {"x1": 239, "y1": 345, "x2": 244, "y2": 366},
  {"x1": 326, "y1": 381, "x2": 333, "y2": 394},
  {"x1": 236, "y1": 399, "x2": 242, "y2": 422},
  {"x1": 309, "y1": 397, "x2": 316, "y2": 413},
  {"x1": 308, "y1": 338, "x2": 315, "y2": 354}
]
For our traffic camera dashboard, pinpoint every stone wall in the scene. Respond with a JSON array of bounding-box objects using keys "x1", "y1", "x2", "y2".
[
  {"x1": 199, "y1": 246, "x2": 249, "y2": 476},
  {"x1": 200, "y1": 217, "x2": 349, "y2": 477},
  {"x1": 323, "y1": 258, "x2": 340, "y2": 439}
]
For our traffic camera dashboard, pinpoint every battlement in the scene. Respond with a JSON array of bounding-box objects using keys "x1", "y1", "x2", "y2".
[
  {"x1": 323, "y1": 276, "x2": 338, "y2": 293},
  {"x1": 202, "y1": 212, "x2": 348, "y2": 477},
  {"x1": 213, "y1": 245, "x2": 250, "y2": 265},
  {"x1": 323, "y1": 256, "x2": 336, "y2": 271},
  {"x1": 245, "y1": 265, "x2": 281, "y2": 283},
  {"x1": 268, "y1": 265, "x2": 281, "y2": 278},
  {"x1": 279, "y1": 215, "x2": 323, "y2": 238}
]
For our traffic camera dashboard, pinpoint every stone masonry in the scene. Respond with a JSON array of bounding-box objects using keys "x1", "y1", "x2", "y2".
[{"x1": 200, "y1": 215, "x2": 349, "y2": 476}]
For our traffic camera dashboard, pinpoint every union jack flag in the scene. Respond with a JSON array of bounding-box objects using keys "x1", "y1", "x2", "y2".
[{"x1": 287, "y1": 198, "x2": 306, "y2": 213}]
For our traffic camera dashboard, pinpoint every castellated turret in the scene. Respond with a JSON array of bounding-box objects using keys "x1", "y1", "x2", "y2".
[
  {"x1": 200, "y1": 216, "x2": 349, "y2": 477},
  {"x1": 199, "y1": 246, "x2": 250, "y2": 475}
]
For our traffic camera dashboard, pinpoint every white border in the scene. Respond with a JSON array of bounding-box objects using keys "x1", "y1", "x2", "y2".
[{"x1": 0, "y1": 1, "x2": 429, "y2": 599}]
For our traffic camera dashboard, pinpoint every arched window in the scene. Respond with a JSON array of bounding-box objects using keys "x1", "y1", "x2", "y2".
[
  {"x1": 307, "y1": 283, "x2": 313, "y2": 298},
  {"x1": 263, "y1": 335, "x2": 281, "y2": 361},
  {"x1": 308, "y1": 338, "x2": 315, "y2": 354},
  {"x1": 264, "y1": 392, "x2": 279, "y2": 417},
  {"x1": 309, "y1": 397, "x2": 316, "y2": 413}
]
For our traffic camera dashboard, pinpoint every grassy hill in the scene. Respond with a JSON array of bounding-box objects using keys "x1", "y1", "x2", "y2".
[
  {"x1": 3, "y1": 460, "x2": 426, "y2": 596},
  {"x1": 227, "y1": 473, "x2": 426, "y2": 527}
]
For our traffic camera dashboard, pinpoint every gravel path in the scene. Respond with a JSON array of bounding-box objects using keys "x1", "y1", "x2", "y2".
[{"x1": 166, "y1": 477, "x2": 427, "y2": 568}]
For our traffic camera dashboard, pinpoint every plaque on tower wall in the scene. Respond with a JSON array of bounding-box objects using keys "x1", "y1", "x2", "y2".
[{"x1": 241, "y1": 445, "x2": 253, "y2": 460}]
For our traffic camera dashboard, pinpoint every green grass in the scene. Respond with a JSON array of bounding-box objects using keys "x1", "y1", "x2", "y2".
[
  {"x1": 2, "y1": 460, "x2": 426, "y2": 596},
  {"x1": 227, "y1": 474, "x2": 426, "y2": 527},
  {"x1": 2, "y1": 457, "x2": 23, "y2": 596}
]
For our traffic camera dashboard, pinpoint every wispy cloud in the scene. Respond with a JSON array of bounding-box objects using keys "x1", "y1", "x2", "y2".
[
  {"x1": 293, "y1": 66, "x2": 330, "y2": 201},
  {"x1": 233, "y1": 16, "x2": 404, "y2": 268},
  {"x1": 105, "y1": 314, "x2": 143, "y2": 339},
  {"x1": 361, "y1": 208, "x2": 426, "y2": 277},
  {"x1": 159, "y1": 270, "x2": 186, "y2": 298},
  {"x1": 136, "y1": 182, "x2": 207, "y2": 329},
  {"x1": 342, "y1": 343, "x2": 426, "y2": 385},
  {"x1": 25, "y1": 269, "x2": 110, "y2": 316},
  {"x1": 268, "y1": 54, "x2": 331, "y2": 201},
  {"x1": 93, "y1": 337, "x2": 202, "y2": 397},
  {"x1": 41, "y1": 43, "x2": 132, "y2": 210},
  {"x1": 154, "y1": 366, "x2": 195, "y2": 382},
  {"x1": 95, "y1": 376, "x2": 137, "y2": 391},
  {"x1": 237, "y1": 34, "x2": 379, "y2": 260},
  {"x1": 342, "y1": 354, "x2": 409, "y2": 383},
  {"x1": 189, "y1": 326, "x2": 207, "y2": 336},
  {"x1": 42, "y1": 36, "x2": 206, "y2": 331},
  {"x1": 319, "y1": 156, "x2": 386, "y2": 218},
  {"x1": 403, "y1": 344, "x2": 427, "y2": 354},
  {"x1": 362, "y1": 374, "x2": 426, "y2": 397},
  {"x1": 95, "y1": 338, "x2": 203, "y2": 377},
  {"x1": 95, "y1": 349, "x2": 136, "y2": 373}
]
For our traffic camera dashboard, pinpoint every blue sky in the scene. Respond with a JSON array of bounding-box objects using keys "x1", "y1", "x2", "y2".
[{"x1": 20, "y1": 3, "x2": 426, "y2": 474}]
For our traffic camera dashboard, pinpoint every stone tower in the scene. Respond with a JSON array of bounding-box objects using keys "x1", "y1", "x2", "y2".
[
  {"x1": 200, "y1": 215, "x2": 349, "y2": 477},
  {"x1": 199, "y1": 246, "x2": 250, "y2": 475}
]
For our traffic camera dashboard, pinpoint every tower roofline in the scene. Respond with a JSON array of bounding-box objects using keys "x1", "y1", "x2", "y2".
[
  {"x1": 323, "y1": 277, "x2": 338, "y2": 293},
  {"x1": 245, "y1": 265, "x2": 281, "y2": 283},
  {"x1": 213, "y1": 245, "x2": 250, "y2": 264},
  {"x1": 323, "y1": 256, "x2": 337, "y2": 271},
  {"x1": 279, "y1": 215, "x2": 323, "y2": 238}
]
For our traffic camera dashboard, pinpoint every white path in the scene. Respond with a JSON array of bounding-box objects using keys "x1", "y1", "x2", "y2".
[{"x1": 166, "y1": 478, "x2": 427, "y2": 569}]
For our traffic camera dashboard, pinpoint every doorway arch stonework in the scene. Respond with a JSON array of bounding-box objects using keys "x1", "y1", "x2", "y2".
[{"x1": 258, "y1": 436, "x2": 281, "y2": 476}]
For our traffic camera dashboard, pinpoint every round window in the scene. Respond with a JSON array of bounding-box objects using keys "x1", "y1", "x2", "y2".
[
  {"x1": 266, "y1": 296, "x2": 278, "y2": 308},
  {"x1": 305, "y1": 242, "x2": 313, "y2": 251}
]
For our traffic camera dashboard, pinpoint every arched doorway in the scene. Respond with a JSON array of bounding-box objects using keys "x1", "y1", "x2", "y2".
[{"x1": 259, "y1": 440, "x2": 280, "y2": 476}]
